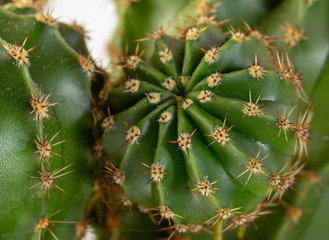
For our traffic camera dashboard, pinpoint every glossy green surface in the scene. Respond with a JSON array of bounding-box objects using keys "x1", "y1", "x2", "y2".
[{"x1": 0, "y1": 6, "x2": 93, "y2": 240}]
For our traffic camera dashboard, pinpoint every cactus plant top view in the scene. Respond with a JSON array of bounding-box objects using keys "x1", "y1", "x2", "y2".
[
  {"x1": 98, "y1": 1, "x2": 314, "y2": 238},
  {"x1": 0, "y1": 0, "x2": 328, "y2": 240},
  {"x1": 98, "y1": 0, "x2": 328, "y2": 239}
]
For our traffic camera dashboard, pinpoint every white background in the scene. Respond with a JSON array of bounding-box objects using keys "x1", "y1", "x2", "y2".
[{"x1": 45, "y1": 0, "x2": 118, "y2": 68}]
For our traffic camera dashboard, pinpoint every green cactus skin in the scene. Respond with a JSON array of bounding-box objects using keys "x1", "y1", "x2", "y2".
[
  {"x1": 99, "y1": 2, "x2": 314, "y2": 237},
  {"x1": 0, "y1": 5, "x2": 96, "y2": 240},
  {"x1": 0, "y1": 0, "x2": 324, "y2": 239}
]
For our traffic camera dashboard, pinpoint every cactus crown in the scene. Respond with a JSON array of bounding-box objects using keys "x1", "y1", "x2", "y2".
[
  {"x1": 99, "y1": 2, "x2": 311, "y2": 238},
  {"x1": 2, "y1": 0, "x2": 325, "y2": 239}
]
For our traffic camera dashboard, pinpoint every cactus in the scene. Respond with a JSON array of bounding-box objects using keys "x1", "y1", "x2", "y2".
[
  {"x1": 1, "y1": 0, "x2": 328, "y2": 239},
  {"x1": 0, "y1": 3, "x2": 96, "y2": 240},
  {"x1": 96, "y1": 0, "x2": 324, "y2": 239}
]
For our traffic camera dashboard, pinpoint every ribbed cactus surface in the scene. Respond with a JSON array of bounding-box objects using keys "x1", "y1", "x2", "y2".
[
  {"x1": 2, "y1": 0, "x2": 327, "y2": 239},
  {"x1": 101, "y1": 6, "x2": 311, "y2": 236}
]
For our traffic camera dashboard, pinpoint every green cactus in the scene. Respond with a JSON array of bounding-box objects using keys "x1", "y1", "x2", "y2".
[
  {"x1": 0, "y1": 4, "x2": 96, "y2": 240},
  {"x1": 1, "y1": 0, "x2": 328, "y2": 239},
  {"x1": 97, "y1": 1, "x2": 320, "y2": 239}
]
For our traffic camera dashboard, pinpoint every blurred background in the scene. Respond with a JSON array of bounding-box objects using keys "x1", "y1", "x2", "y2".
[{"x1": 45, "y1": 0, "x2": 118, "y2": 68}]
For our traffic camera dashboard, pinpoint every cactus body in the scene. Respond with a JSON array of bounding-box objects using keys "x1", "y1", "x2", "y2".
[
  {"x1": 1, "y1": 0, "x2": 327, "y2": 239},
  {"x1": 101, "y1": 15, "x2": 309, "y2": 237},
  {"x1": 0, "y1": 5, "x2": 95, "y2": 240},
  {"x1": 101, "y1": 0, "x2": 329, "y2": 237}
]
